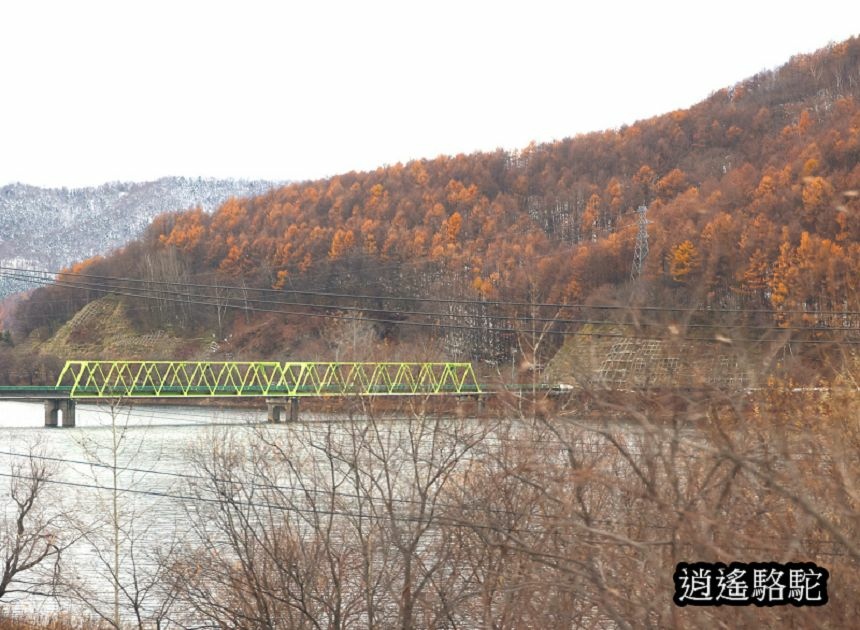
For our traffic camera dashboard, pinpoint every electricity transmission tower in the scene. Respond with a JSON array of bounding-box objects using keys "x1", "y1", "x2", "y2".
[{"x1": 631, "y1": 205, "x2": 649, "y2": 280}]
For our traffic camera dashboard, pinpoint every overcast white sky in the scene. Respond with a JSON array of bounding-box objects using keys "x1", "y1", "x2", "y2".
[{"x1": 1, "y1": 1, "x2": 858, "y2": 188}]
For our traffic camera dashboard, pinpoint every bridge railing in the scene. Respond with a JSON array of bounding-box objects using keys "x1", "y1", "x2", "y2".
[{"x1": 56, "y1": 361, "x2": 482, "y2": 398}]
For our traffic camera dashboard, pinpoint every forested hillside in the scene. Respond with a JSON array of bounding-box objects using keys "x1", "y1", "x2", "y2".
[{"x1": 10, "y1": 37, "x2": 860, "y2": 363}]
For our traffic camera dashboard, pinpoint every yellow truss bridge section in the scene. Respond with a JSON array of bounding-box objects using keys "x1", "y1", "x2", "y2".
[{"x1": 56, "y1": 361, "x2": 482, "y2": 399}]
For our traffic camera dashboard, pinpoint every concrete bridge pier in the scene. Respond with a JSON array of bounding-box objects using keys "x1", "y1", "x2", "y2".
[
  {"x1": 266, "y1": 397, "x2": 299, "y2": 423},
  {"x1": 455, "y1": 394, "x2": 484, "y2": 414},
  {"x1": 44, "y1": 399, "x2": 76, "y2": 428}
]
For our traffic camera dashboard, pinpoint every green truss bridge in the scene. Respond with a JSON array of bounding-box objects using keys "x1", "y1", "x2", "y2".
[{"x1": 0, "y1": 361, "x2": 483, "y2": 427}]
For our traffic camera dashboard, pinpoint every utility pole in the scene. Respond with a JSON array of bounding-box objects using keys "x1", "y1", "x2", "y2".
[{"x1": 631, "y1": 205, "x2": 649, "y2": 280}]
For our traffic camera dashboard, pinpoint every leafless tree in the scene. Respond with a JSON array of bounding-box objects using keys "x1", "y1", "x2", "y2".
[
  {"x1": 154, "y1": 331, "x2": 860, "y2": 628},
  {"x1": 1, "y1": 446, "x2": 68, "y2": 603},
  {"x1": 446, "y1": 332, "x2": 860, "y2": 628},
  {"x1": 171, "y1": 397, "x2": 496, "y2": 629},
  {"x1": 62, "y1": 402, "x2": 180, "y2": 629}
]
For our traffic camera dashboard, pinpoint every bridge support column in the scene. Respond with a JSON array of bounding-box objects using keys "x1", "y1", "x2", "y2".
[
  {"x1": 267, "y1": 400, "x2": 282, "y2": 423},
  {"x1": 60, "y1": 399, "x2": 76, "y2": 427},
  {"x1": 43, "y1": 399, "x2": 75, "y2": 427},
  {"x1": 455, "y1": 394, "x2": 484, "y2": 415},
  {"x1": 44, "y1": 400, "x2": 59, "y2": 427},
  {"x1": 267, "y1": 398, "x2": 299, "y2": 423}
]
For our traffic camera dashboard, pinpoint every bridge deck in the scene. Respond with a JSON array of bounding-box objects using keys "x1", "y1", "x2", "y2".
[{"x1": 0, "y1": 386, "x2": 73, "y2": 400}]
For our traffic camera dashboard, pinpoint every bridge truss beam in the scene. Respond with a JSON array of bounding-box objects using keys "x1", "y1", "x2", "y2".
[{"x1": 56, "y1": 361, "x2": 482, "y2": 399}]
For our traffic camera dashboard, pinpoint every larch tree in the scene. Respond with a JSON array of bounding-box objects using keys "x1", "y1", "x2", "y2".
[{"x1": 669, "y1": 240, "x2": 702, "y2": 284}]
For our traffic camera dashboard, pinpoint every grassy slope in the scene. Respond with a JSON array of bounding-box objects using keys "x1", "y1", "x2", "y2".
[{"x1": 33, "y1": 296, "x2": 205, "y2": 361}]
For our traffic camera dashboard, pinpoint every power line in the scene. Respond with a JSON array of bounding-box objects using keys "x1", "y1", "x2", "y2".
[
  {"x1": 6, "y1": 264, "x2": 860, "y2": 316},
  {"x1": 0, "y1": 445, "x2": 623, "y2": 524},
  {"x1": 5, "y1": 401, "x2": 712, "y2": 452},
  {"x1": 0, "y1": 455, "x2": 848, "y2": 545},
  {"x1": 9, "y1": 266, "x2": 856, "y2": 332},
  {"x1": 0, "y1": 453, "x2": 848, "y2": 549},
  {"x1": 0, "y1": 468, "x2": 622, "y2": 537},
  {"x1": 3, "y1": 269, "x2": 859, "y2": 344},
  {"x1": 2, "y1": 268, "x2": 637, "y2": 328},
  {"x1": 4, "y1": 268, "x2": 856, "y2": 345},
  {"x1": 0, "y1": 469, "x2": 437, "y2": 526},
  {"x1": 5, "y1": 275, "x2": 843, "y2": 334}
]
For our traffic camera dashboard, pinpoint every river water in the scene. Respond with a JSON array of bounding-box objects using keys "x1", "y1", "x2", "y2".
[
  {"x1": 0, "y1": 400, "x2": 273, "y2": 622},
  {"x1": 0, "y1": 401, "x2": 523, "y2": 625},
  {"x1": 1, "y1": 399, "x2": 640, "y2": 626}
]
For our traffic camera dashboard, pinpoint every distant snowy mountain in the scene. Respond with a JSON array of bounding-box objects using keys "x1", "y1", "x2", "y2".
[{"x1": 0, "y1": 176, "x2": 280, "y2": 296}]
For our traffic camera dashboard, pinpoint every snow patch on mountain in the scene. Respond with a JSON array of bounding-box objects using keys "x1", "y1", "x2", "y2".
[{"x1": 0, "y1": 176, "x2": 281, "y2": 296}]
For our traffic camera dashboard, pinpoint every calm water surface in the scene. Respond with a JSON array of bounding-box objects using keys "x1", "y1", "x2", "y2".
[
  {"x1": 0, "y1": 400, "x2": 276, "y2": 621},
  {"x1": 1, "y1": 400, "x2": 634, "y2": 624}
]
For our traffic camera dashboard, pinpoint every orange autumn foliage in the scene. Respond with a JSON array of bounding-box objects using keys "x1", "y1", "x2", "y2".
[{"x1": 14, "y1": 36, "x2": 860, "y2": 341}]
